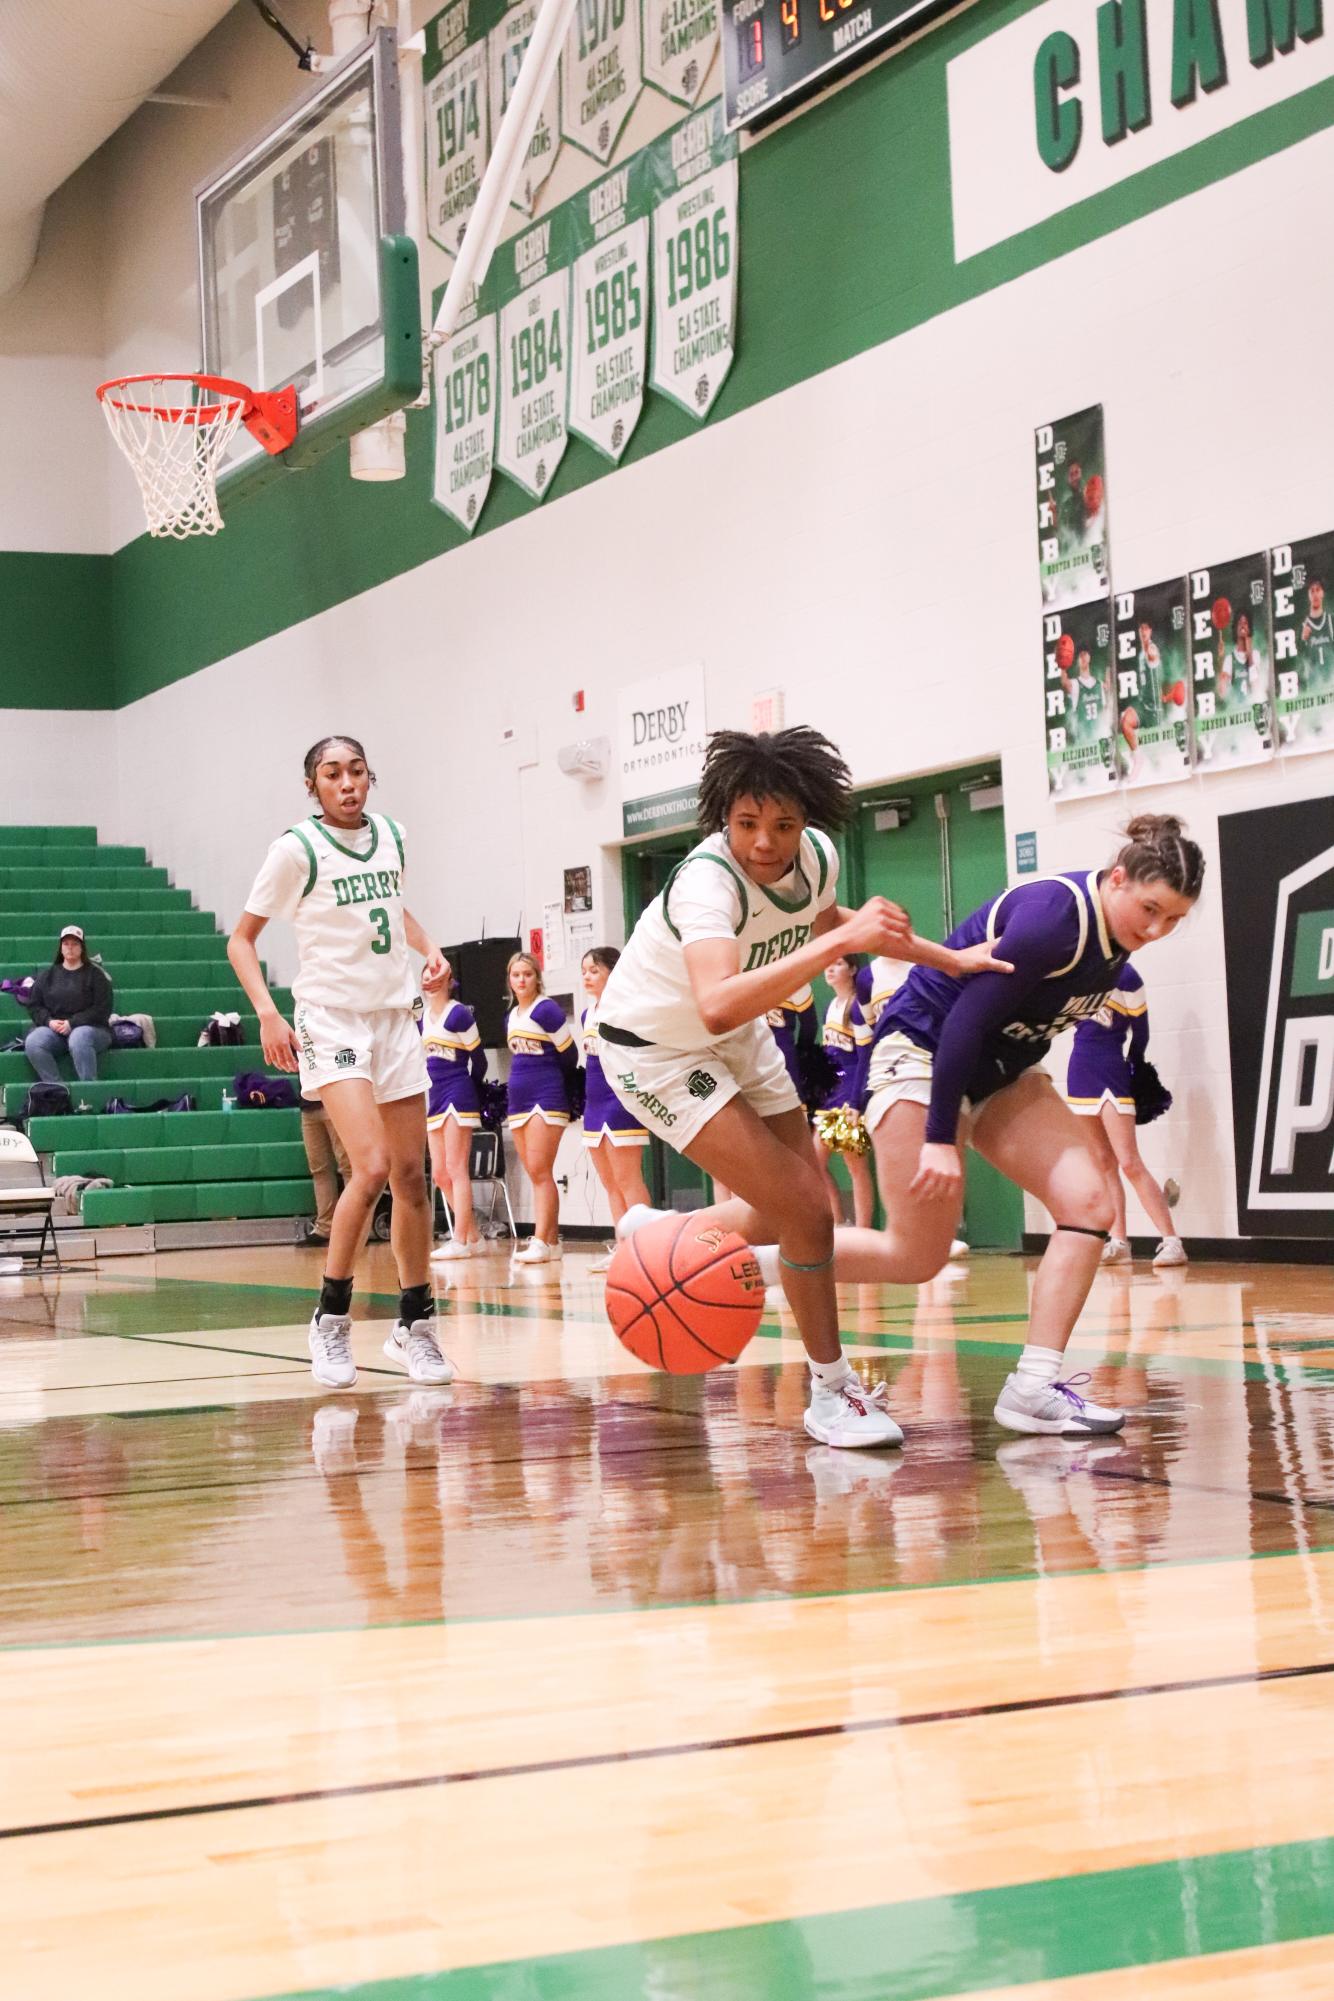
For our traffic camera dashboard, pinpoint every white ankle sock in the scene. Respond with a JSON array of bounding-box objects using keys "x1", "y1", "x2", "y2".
[
  {"x1": 809, "y1": 1354, "x2": 854, "y2": 1390},
  {"x1": 1016, "y1": 1344, "x2": 1064, "y2": 1386},
  {"x1": 754, "y1": 1244, "x2": 780, "y2": 1285}
]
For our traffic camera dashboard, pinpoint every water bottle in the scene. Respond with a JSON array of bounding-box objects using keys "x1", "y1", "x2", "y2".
[{"x1": 221, "y1": 1089, "x2": 235, "y2": 1114}]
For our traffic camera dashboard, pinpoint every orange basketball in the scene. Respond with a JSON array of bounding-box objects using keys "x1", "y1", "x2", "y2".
[
  {"x1": 605, "y1": 1214, "x2": 765, "y2": 1374},
  {"x1": 1055, "y1": 633, "x2": 1075, "y2": 671}
]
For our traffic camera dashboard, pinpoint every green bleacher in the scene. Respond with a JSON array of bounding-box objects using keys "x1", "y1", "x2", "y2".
[{"x1": 1, "y1": 826, "x2": 312, "y2": 1232}]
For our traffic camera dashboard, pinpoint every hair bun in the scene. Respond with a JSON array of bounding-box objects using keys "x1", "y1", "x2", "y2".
[{"x1": 1124, "y1": 811, "x2": 1184, "y2": 844}]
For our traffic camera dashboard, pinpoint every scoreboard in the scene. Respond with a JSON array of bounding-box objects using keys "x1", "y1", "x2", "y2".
[{"x1": 722, "y1": 0, "x2": 961, "y2": 130}]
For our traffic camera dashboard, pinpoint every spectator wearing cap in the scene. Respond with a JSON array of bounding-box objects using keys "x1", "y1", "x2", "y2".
[{"x1": 24, "y1": 927, "x2": 115, "y2": 1083}]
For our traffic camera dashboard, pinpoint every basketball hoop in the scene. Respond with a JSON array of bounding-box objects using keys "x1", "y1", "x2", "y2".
[{"x1": 96, "y1": 374, "x2": 299, "y2": 539}]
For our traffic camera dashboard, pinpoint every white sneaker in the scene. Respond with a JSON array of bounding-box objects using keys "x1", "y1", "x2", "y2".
[
  {"x1": 615, "y1": 1203, "x2": 672, "y2": 1241},
  {"x1": 309, "y1": 1311, "x2": 357, "y2": 1389},
  {"x1": 804, "y1": 1373, "x2": 904, "y2": 1449},
  {"x1": 993, "y1": 1370, "x2": 1124, "y2": 1436},
  {"x1": 431, "y1": 1239, "x2": 476, "y2": 1261},
  {"x1": 1101, "y1": 1237, "x2": 1132, "y2": 1265},
  {"x1": 382, "y1": 1318, "x2": 455, "y2": 1384},
  {"x1": 587, "y1": 1252, "x2": 613, "y2": 1275},
  {"x1": 1153, "y1": 1236, "x2": 1188, "y2": 1267},
  {"x1": 949, "y1": 1239, "x2": 969, "y2": 1260},
  {"x1": 513, "y1": 1237, "x2": 562, "y2": 1265}
]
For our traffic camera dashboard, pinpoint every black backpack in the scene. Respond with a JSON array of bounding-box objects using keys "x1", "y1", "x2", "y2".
[{"x1": 22, "y1": 1082, "x2": 73, "y2": 1121}]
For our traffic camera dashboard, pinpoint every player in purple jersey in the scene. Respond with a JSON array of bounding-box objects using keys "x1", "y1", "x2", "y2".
[
  {"x1": 1067, "y1": 962, "x2": 1185, "y2": 1269},
  {"x1": 813, "y1": 955, "x2": 876, "y2": 1229},
  {"x1": 506, "y1": 951, "x2": 578, "y2": 1266},
  {"x1": 580, "y1": 947, "x2": 651, "y2": 1274},
  {"x1": 753, "y1": 815, "x2": 1205, "y2": 1438},
  {"x1": 422, "y1": 960, "x2": 489, "y2": 1263}
]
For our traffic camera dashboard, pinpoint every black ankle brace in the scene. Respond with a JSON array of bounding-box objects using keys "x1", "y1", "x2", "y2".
[{"x1": 1055, "y1": 1224, "x2": 1110, "y2": 1242}]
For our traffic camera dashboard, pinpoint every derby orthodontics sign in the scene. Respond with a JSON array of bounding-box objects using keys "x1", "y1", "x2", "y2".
[{"x1": 618, "y1": 664, "x2": 709, "y2": 836}]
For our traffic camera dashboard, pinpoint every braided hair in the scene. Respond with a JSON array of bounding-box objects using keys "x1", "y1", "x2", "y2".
[
  {"x1": 1115, "y1": 814, "x2": 1205, "y2": 899},
  {"x1": 696, "y1": 727, "x2": 853, "y2": 834}
]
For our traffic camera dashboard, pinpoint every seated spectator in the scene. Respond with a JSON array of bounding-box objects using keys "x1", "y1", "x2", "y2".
[{"x1": 24, "y1": 927, "x2": 114, "y2": 1083}]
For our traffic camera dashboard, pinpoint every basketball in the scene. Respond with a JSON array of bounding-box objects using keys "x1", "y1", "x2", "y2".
[
  {"x1": 1167, "y1": 681, "x2": 1186, "y2": 706},
  {"x1": 1055, "y1": 633, "x2": 1075, "y2": 671},
  {"x1": 1212, "y1": 595, "x2": 1232, "y2": 632},
  {"x1": 605, "y1": 1215, "x2": 765, "y2": 1374},
  {"x1": 1083, "y1": 472, "x2": 1103, "y2": 516}
]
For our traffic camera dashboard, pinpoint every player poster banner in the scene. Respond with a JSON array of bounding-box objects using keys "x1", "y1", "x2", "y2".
[
  {"x1": 1219, "y1": 794, "x2": 1334, "y2": 1239},
  {"x1": 489, "y1": 0, "x2": 561, "y2": 214},
  {"x1": 619, "y1": 662, "x2": 708, "y2": 836},
  {"x1": 648, "y1": 103, "x2": 738, "y2": 421},
  {"x1": 431, "y1": 277, "x2": 498, "y2": 535},
  {"x1": 495, "y1": 203, "x2": 572, "y2": 501},
  {"x1": 643, "y1": 0, "x2": 718, "y2": 105},
  {"x1": 1112, "y1": 579, "x2": 1192, "y2": 789},
  {"x1": 1043, "y1": 595, "x2": 1117, "y2": 799},
  {"x1": 1271, "y1": 532, "x2": 1334, "y2": 757},
  {"x1": 1188, "y1": 554, "x2": 1274, "y2": 772},
  {"x1": 1035, "y1": 406, "x2": 1110, "y2": 611},
  {"x1": 569, "y1": 157, "x2": 651, "y2": 462},
  {"x1": 424, "y1": 0, "x2": 498, "y2": 259},
  {"x1": 562, "y1": 0, "x2": 642, "y2": 164}
]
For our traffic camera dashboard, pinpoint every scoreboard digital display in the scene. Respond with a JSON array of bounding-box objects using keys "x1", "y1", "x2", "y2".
[{"x1": 722, "y1": 0, "x2": 960, "y2": 130}]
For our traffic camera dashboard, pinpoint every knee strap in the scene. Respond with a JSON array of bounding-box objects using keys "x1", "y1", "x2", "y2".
[
  {"x1": 780, "y1": 1250, "x2": 836, "y2": 1273},
  {"x1": 1055, "y1": 1224, "x2": 1109, "y2": 1242}
]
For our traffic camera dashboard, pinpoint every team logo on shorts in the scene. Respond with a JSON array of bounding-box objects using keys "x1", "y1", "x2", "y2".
[
  {"x1": 686, "y1": 1070, "x2": 717, "y2": 1101},
  {"x1": 334, "y1": 1047, "x2": 357, "y2": 1069}
]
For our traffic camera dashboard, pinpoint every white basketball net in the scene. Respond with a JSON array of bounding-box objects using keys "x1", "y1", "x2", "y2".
[{"x1": 99, "y1": 377, "x2": 247, "y2": 539}]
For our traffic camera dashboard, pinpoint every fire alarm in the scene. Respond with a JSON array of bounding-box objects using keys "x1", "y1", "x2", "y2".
[{"x1": 573, "y1": 689, "x2": 585, "y2": 713}]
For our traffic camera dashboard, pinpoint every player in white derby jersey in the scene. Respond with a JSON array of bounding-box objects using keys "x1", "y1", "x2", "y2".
[
  {"x1": 228, "y1": 736, "x2": 453, "y2": 1390},
  {"x1": 601, "y1": 727, "x2": 1012, "y2": 1450}
]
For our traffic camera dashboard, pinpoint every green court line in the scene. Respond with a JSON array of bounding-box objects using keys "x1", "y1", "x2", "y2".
[{"x1": 250, "y1": 1838, "x2": 1334, "y2": 2000}]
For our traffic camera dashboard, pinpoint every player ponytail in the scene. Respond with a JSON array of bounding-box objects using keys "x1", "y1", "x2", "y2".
[
  {"x1": 303, "y1": 736, "x2": 377, "y2": 791},
  {"x1": 1115, "y1": 814, "x2": 1205, "y2": 900},
  {"x1": 697, "y1": 727, "x2": 853, "y2": 834}
]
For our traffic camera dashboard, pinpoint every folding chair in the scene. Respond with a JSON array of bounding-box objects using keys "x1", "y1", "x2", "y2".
[
  {"x1": 439, "y1": 1127, "x2": 518, "y2": 1242},
  {"x1": 0, "y1": 1128, "x2": 61, "y2": 1270}
]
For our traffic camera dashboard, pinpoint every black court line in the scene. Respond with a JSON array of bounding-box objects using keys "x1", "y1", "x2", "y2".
[{"x1": 5, "y1": 1655, "x2": 1332, "y2": 1843}]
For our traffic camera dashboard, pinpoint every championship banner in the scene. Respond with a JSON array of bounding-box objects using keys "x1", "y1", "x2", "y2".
[
  {"x1": 489, "y1": 0, "x2": 561, "y2": 215},
  {"x1": 1220, "y1": 794, "x2": 1334, "y2": 1238},
  {"x1": 1271, "y1": 531, "x2": 1334, "y2": 758},
  {"x1": 1043, "y1": 595, "x2": 1117, "y2": 799},
  {"x1": 1035, "y1": 406, "x2": 1110, "y2": 611},
  {"x1": 1112, "y1": 579, "x2": 1191, "y2": 789},
  {"x1": 1188, "y1": 554, "x2": 1274, "y2": 772},
  {"x1": 561, "y1": 0, "x2": 642, "y2": 163},
  {"x1": 643, "y1": 0, "x2": 718, "y2": 105},
  {"x1": 569, "y1": 156, "x2": 651, "y2": 462},
  {"x1": 495, "y1": 202, "x2": 572, "y2": 501},
  {"x1": 431, "y1": 275, "x2": 498, "y2": 535},
  {"x1": 648, "y1": 102, "x2": 738, "y2": 421},
  {"x1": 424, "y1": 0, "x2": 499, "y2": 259}
]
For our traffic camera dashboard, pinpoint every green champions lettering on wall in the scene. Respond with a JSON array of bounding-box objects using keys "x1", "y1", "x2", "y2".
[{"x1": 1033, "y1": 0, "x2": 1324, "y2": 172}]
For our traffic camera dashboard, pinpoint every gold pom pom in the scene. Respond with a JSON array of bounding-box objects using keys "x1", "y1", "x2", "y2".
[{"x1": 814, "y1": 1106, "x2": 871, "y2": 1157}]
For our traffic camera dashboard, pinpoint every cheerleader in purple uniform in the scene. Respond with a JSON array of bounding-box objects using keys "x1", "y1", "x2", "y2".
[
  {"x1": 423, "y1": 961, "x2": 489, "y2": 1263},
  {"x1": 506, "y1": 951, "x2": 578, "y2": 1266},
  {"x1": 1067, "y1": 961, "x2": 1184, "y2": 1268},
  {"x1": 580, "y1": 948, "x2": 652, "y2": 1273},
  {"x1": 767, "y1": 984, "x2": 818, "y2": 1095},
  {"x1": 814, "y1": 955, "x2": 876, "y2": 1229}
]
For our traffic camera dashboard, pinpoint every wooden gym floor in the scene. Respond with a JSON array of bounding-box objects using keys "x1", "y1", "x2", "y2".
[{"x1": 3, "y1": 1243, "x2": 1334, "y2": 1999}]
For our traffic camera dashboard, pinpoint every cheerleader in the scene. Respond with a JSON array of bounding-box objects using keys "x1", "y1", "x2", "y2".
[
  {"x1": 856, "y1": 954, "x2": 911, "y2": 1031},
  {"x1": 768, "y1": 985, "x2": 818, "y2": 1096},
  {"x1": 760, "y1": 814, "x2": 1205, "y2": 1436},
  {"x1": 506, "y1": 951, "x2": 577, "y2": 1265},
  {"x1": 579, "y1": 948, "x2": 651, "y2": 1273},
  {"x1": 423, "y1": 960, "x2": 489, "y2": 1262},
  {"x1": 1066, "y1": 961, "x2": 1185, "y2": 1267},
  {"x1": 227, "y1": 735, "x2": 452, "y2": 1390},
  {"x1": 813, "y1": 955, "x2": 875, "y2": 1229}
]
